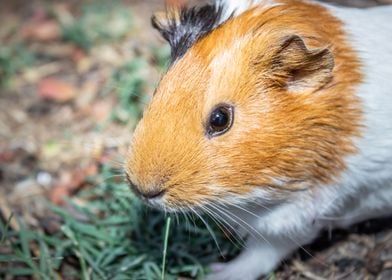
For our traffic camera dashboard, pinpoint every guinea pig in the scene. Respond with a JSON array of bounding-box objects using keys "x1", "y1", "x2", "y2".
[{"x1": 125, "y1": 0, "x2": 392, "y2": 279}]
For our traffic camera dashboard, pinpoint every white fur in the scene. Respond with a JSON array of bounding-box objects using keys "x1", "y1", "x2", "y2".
[
  {"x1": 208, "y1": 2, "x2": 392, "y2": 280},
  {"x1": 219, "y1": 0, "x2": 280, "y2": 20}
]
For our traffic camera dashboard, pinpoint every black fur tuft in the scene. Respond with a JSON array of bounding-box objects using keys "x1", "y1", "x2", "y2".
[{"x1": 151, "y1": 3, "x2": 225, "y2": 63}]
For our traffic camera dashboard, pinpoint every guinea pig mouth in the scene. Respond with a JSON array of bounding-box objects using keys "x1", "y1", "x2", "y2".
[
  {"x1": 143, "y1": 196, "x2": 166, "y2": 210},
  {"x1": 131, "y1": 188, "x2": 167, "y2": 210},
  {"x1": 126, "y1": 176, "x2": 167, "y2": 209}
]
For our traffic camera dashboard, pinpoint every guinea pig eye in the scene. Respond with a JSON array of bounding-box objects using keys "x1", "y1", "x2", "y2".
[{"x1": 207, "y1": 104, "x2": 234, "y2": 137}]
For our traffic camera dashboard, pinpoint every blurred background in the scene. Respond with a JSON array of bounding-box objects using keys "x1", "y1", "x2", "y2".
[{"x1": 0, "y1": 0, "x2": 391, "y2": 279}]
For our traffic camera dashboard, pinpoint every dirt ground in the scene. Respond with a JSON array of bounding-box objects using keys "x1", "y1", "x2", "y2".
[{"x1": 0, "y1": 0, "x2": 391, "y2": 279}]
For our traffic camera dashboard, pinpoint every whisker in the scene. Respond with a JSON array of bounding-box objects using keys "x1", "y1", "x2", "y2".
[
  {"x1": 246, "y1": 199, "x2": 328, "y2": 267},
  {"x1": 208, "y1": 203, "x2": 273, "y2": 250},
  {"x1": 180, "y1": 208, "x2": 189, "y2": 230},
  {"x1": 201, "y1": 204, "x2": 247, "y2": 250},
  {"x1": 188, "y1": 206, "x2": 224, "y2": 256}
]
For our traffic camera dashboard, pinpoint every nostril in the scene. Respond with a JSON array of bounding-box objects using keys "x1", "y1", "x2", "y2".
[{"x1": 126, "y1": 176, "x2": 166, "y2": 200}]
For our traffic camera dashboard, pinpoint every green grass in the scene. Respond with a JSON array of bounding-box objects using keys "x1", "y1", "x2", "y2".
[
  {"x1": 108, "y1": 58, "x2": 151, "y2": 126},
  {"x1": 151, "y1": 45, "x2": 171, "y2": 72},
  {"x1": 60, "y1": 2, "x2": 133, "y2": 50},
  {"x1": 0, "y1": 44, "x2": 35, "y2": 88},
  {"x1": 0, "y1": 164, "x2": 238, "y2": 279},
  {"x1": 161, "y1": 216, "x2": 171, "y2": 280},
  {"x1": 104, "y1": 45, "x2": 170, "y2": 126}
]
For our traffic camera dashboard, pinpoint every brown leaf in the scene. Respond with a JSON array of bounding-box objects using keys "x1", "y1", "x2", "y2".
[
  {"x1": 38, "y1": 78, "x2": 77, "y2": 103},
  {"x1": 49, "y1": 182, "x2": 71, "y2": 206},
  {"x1": 0, "y1": 150, "x2": 16, "y2": 163},
  {"x1": 22, "y1": 19, "x2": 61, "y2": 42},
  {"x1": 91, "y1": 100, "x2": 112, "y2": 122},
  {"x1": 49, "y1": 163, "x2": 98, "y2": 205},
  {"x1": 76, "y1": 80, "x2": 101, "y2": 110},
  {"x1": 71, "y1": 47, "x2": 88, "y2": 64}
]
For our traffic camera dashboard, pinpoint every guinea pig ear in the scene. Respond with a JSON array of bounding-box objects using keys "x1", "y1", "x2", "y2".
[{"x1": 272, "y1": 35, "x2": 334, "y2": 93}]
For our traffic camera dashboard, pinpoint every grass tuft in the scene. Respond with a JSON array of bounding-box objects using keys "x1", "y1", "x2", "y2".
[
  {"x1": 108, "y1": 58, "x2": 150, "y2": 125},
  {"x1": 0, "y1": 44, "x2": 35, "y2": 88},
  {"x1": 0, "y1": 164, "x2": 238, "y2": 279},
  {"x1": 61, "y1": 2, "x2": 133, "y2": 50}
]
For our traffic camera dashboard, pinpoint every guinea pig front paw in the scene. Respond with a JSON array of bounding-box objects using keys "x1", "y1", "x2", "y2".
[
  {"x1": 206, "y1": 237, "x2": 295, "y2": 280},
  {"x1": 209, "y1": 262, "x2": 228, "y2": 274},
  {"x1": 207, "y1": 261, "x2": 267, "y2": 280}
]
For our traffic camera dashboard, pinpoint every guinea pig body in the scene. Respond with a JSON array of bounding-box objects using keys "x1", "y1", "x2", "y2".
[{"x1": 125, "y1": 1, "x2": 392, "y2": 279}]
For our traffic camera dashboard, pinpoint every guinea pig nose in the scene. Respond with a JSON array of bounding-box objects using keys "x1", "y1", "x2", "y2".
[
  {"x1": 142, "y1": 189, "x2": 166, "y2": 199},
  {"x1": 126, "y1": 178, "x2": 165, "y2": 199}
]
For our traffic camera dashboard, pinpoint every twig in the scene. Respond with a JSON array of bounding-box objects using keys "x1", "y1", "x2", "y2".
[{"x1": 293, "y1": 260, "x2": 327, "y2": 280}]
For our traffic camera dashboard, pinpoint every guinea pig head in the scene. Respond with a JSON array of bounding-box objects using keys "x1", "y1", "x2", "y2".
[{"x1": 125, "y1": 4, "x2": 361, "y2": 211}]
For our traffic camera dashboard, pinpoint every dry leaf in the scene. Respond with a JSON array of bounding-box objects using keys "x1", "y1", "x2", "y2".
[
  {"x1": 22, "y1": 19, "x2": 61, "y2": 42},
  {"x1": 49, "y1": 163, "x2": 98, "y2": 205},
  {"x1": 0, "y1": 150, "x2": 16, "y2": 163},
  {"x1": 91, "y1": 100, "x2": 113, "y2": 122},
  {"x1": 38, "y1": 78, "x2": 77, "y2": 103}
]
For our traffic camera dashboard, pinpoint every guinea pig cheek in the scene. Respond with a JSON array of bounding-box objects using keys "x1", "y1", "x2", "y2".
[{"x1": 204, "y1": 100, "x2": 275, "y2": 198}]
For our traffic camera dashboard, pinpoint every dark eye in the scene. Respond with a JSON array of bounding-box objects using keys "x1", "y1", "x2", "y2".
[{"x1": 207, "y1": 104, "x2": 234, "y2": 137}]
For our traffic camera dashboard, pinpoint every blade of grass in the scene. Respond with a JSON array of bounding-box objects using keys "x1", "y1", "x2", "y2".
[
  {"x1": 61, "y1": 225, "x2": 90, "y2": 280},
  {"x1": 38, "y1": 236, "x2": 54, "y2": 278},
  {"x1": 0, "y1": 255, "x2": 24, "y2": 262},
  {"x1": 0, "y1": 267, "x2": 36, "y2": 276},
  {"x1": 144, "y1": 262, "x2": 161, "y2": 280},
  {"x1": 97, "y1": 247, "x2": 127, "y2": 267},
  {"x1": 0, "y1": 212, "x2": 14, "y2": 244},
  {"x1": 161, "y1": 216, "x2": 171, "y2": 280},
  {"x1": 268, "y1": 272, "x2": 277, "y2": 280}
]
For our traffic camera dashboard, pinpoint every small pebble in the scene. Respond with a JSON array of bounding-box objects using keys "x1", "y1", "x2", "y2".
[{"x1": 36, "y1": 171, "x2": 52, "y2": 187}]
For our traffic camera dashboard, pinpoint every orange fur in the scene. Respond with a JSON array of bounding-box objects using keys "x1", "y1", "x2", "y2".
[{"x1": 126, "y1": 0, "x2": 362, "y2": 209}]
